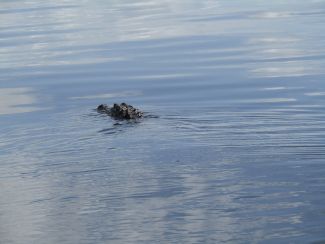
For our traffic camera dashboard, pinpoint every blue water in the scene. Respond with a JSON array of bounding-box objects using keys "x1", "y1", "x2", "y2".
[{"x1": 1, "y1": 1, "x2": 325, "y2": 243}]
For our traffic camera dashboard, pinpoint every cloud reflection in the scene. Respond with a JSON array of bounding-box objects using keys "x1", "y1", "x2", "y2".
[
  {"x1": 70, "y1": 91, "x2": 142, "y2": 100},
  {"x1": 1, "y1": 0, "x2": 324, "y2": 76},
  {"x1": 0, "y1": 88, "x2": 41, "y2": 115},
  {"x1": 305, "y1": 92, "x2": 325, "y2": 96},
  {"x1": 251, "y1": 65, "x2": 322, "y2": 78}
]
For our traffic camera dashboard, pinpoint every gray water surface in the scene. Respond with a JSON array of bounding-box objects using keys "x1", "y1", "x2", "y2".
[{"x1": 1, "y1": 0, "x2": 325, "y2": 243}]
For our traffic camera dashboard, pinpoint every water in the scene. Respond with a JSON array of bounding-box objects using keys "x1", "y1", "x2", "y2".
[{"x1": 1, "y1": 0, "x2": 325, "y2": 243}]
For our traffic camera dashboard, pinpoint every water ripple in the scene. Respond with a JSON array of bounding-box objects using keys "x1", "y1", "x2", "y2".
[{"x1": 1, "y1": 0, "x2": 325, "y2": 243}]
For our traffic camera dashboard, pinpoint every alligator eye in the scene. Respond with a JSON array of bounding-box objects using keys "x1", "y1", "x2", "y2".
[{"x1": 97, "y1": 104, "x2": 106, "y2": 110}]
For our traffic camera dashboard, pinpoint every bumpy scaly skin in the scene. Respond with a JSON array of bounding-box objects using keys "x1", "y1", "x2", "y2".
[{"x1": 97, "y1": 103, "x2": 143, "y2": 119}]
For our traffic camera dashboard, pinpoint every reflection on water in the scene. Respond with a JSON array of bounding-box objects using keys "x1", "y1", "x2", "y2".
[
  {"x1": 70, "y1": 91, "x2": 142, "y2": 100},
  {"x1": 1, "y1": 0, "x2": 325, "y2": 243},
  {"x1": 0, "y1": 87, "x2": 41, "y2": 115}
]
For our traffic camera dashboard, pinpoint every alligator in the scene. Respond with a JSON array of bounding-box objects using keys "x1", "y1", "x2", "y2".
[{"x1": 97, "y1": 103, "x2": 143, "y2": 119}]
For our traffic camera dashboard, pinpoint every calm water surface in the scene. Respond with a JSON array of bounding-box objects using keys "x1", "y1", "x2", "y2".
[{"x1": 1, "y1": 0, "x2": 325, "y2": 243}]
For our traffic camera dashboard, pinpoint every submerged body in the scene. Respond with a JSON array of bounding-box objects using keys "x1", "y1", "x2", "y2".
[{"x1": 97, "y1": 103, "x2": 143, "y2": 119}]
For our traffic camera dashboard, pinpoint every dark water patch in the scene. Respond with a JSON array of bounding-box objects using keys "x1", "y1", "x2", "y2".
[
  {"x1": 66, "y1": 168, "x2": 111, "y2": 176},
  {"x1": 97, "y1": 127, "x2": 119, "y2": 134},
  {"x1": 0, "y1": 28, "x2": 85, "y2": 39},
  {"x1": 0, "y1": 21, "x2": 72, "y2": 32}
]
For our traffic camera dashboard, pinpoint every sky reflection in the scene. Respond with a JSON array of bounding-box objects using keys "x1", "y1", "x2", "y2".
[
  {"x1": 1, "y1": 0, "x2": 324, "y2": 78},
  {"x1": 0, "y1": 87, "x2": 42, "y2": 115},
  {"x1": 1, "y1": 0, "x2": 325, "y2": 243}
]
